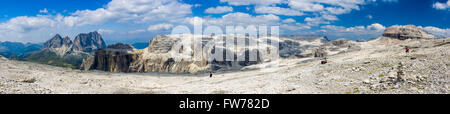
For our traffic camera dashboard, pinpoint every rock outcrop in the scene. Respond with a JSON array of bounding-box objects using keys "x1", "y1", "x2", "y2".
[
  {"x1": 84, "y1": 43, "x2": 139, "y2": 72},
  {"x1": 86, "y1": 34, "x2": 282, "y2": 73},
  {"x1": 128, "y1": 35, "x2": 209, "y2": 73},
  {"x1": 278, "y1": 36, "x2": 329, "y2": 58},
  {"x1": 382, "y1": 25, "x2": 435, "y2": 40},
  {"x1": 72, "y1": 31, "x2": 107, "y2": 53}
]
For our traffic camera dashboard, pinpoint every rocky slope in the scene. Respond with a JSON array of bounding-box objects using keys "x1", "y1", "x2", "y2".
[
  {"x1": 278, "y1": 36, "x2": 329, "y2": 58},
  {"x1": 84, "y1": 34, "x2": 359, "y2": 73}
]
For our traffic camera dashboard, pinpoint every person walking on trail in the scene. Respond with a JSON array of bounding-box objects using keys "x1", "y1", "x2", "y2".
[
  {"x1": 209, "y1": 72, "x2": 213, "y2": 78},
  {"x1": 405, "y1": 46, "x2": 409, "y2": 53}
]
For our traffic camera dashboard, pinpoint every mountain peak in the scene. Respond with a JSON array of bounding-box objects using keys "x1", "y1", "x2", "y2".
[
  {"x1": 72, "y1": 31, "x2": 106, "y2": 53},
  {"x1": 44, "y1": 34, "x2": 70, "y2": 49}
]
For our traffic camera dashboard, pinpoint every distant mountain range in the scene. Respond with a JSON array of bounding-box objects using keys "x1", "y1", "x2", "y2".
[
  {"x1": 23, "y1": 31, "x2": 106, "y2": 69},
  {"x1": 0, "y1": 41, "x2": 42, "y2": 58}
]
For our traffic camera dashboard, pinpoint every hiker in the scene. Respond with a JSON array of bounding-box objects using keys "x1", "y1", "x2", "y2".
[
  {"x1": 405, "y1": 46, "x2": 409, "y2": 53},
  {"x1": 209, "y1": 72, "x2": 213, "y2": 78}
]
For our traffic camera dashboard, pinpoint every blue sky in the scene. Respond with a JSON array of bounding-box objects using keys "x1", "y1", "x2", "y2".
[{"x1": 0, "y1": 0, "x2": 449, "y2": 44}]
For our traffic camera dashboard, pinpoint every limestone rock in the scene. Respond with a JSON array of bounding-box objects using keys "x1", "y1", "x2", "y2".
[
  {"x1": 43, "y1": 34, "x2": 73, "y2": 56},
  {"x1": 72, "y1": 31, "x2": 107, "y2": 53},
  {"x1": 89, "y1": 44, "x2": 139, "y2": 72},
  {"x1": 382, "y1": 25, "x2": 435, "y2": 40},
  {"x1": 43, "y1": 34, "x2": 72, "y2": 49}
]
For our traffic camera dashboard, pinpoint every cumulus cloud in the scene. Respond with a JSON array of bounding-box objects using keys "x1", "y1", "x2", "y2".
[
  {"x1": 0, "y1": 0, "x2": 194, "y2": 42},
  {"x1": 220, "y1": 0, "x2": 282, "y2": 6},
  {"x1": 419, "y1": 26, "x2": 450, "y2": 38},
  {"x1": 148, "y1": 23, "x2": 174, "y2": 31},
  {"x1": 282, "y1": 18, "x2": 296, "y2": 23},
  {"x1": 63, "y1": 0, "x2": 192, "y2": 27},
  {"x1": 98, "y1": 29, "x2": 115, "y2": 34},
  {"x1": 433, "y1": 0, "x2": 450, "y2": 10},
  {"x1": 319, "y1": 23, "x2": 386, "y2": 40},
  {"x1": 184, "y1": 12, "x2": 281, "y2": 26},
  {"x1": 255, "y1": 6, "x2": 304, "y2": 16},
  {"x1": 0, "y1": 15, "x2": 57, "y2": 33},
  {"x1": 205, "y1": 6, "x2": 233, "y2": 14}
]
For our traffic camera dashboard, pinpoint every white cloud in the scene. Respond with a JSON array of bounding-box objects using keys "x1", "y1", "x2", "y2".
[
  {"x1": 128, "y1": 29, "x2": 147, "y2": 34},
  {"x1": 419, "y1": 26, "x2": 450, "y2": 38},
  {"x1": 255, "y1": 6, "x2": 304, "y2": 16},
  {"x1": 0, "y1": 0, "x2": 193, "y2": 42},
  {"x1": 39, "y1": 8, "x2": 49, "y2": 13},
  {"x1": 304, "y1": 17, "x2": 330, "y2": 26},
  {"x1": 280, "y1": 23, "x2": 311, "y2": 31},
  {"x1": 183, "y1": 12, "x2": 281, "y2": 27},
  {"x1": 205, "y1": 6, "x2": 233, "y2": 14},
  {"x1": 320, "y1": 23, "x2": 386, "y2": 40},
  {"x1": 367, "y1": 23, "x2": 386, "y2": 30},
  {"x1": 98, "y1": 29, "x2": 115, "y2": 34},
  {"x1": 63, "y1": 0, "x2": 192, "y2": 27},
  {"x1": 193, "y1": 4, "x2": 202, "y2": 7},
  {"x1": 0, "y1": 15, "x2": 57, "y2": 33},
  {"x1": 220, "y1": 0, "x2": 282, "y2": 6},
  {"x1": 282, "y1": 18, "x2": 296, "y2": 23},
  {"x1": 382, "y1": 0, "x2": 399, "y2": 3},
  {"x1": 433, "y1": 0, "x2": 450, "y2": 10},
  {"x1": 148, "y1": 23, "x2": 174, "y2": 31},
  {"x1": 366, "y1": 15, "x2": 373, "y2": 19}
]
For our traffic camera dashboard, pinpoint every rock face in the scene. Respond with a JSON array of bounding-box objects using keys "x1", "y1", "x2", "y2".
[
  {"x1": 147, "y1": 35, "x2": 175, "y2": 53},
  {"x1": 85, "y1": 34, "x2": 359, "y2": 73},
  {"x1": 128, "y1": 35, "x2": 209, "y2": 73},
  {"x1": 382, "y1": 25, "x2": 435, "y2": 40},
  {"x1": 84, "y1": 43, "x2": 139, "y2": 72},
  {"x1": 43, "y1": 34, "x2": 73, "y2": 56},
  {"x1": 72, "y1": 31, "x2": 107, "y2": 53},
  {"x1": 43, "y1": 34, "x2": 72, "y2": 49},
  {"x1": 86, "y1": 34, "x2": 281, "y2": 73}
]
